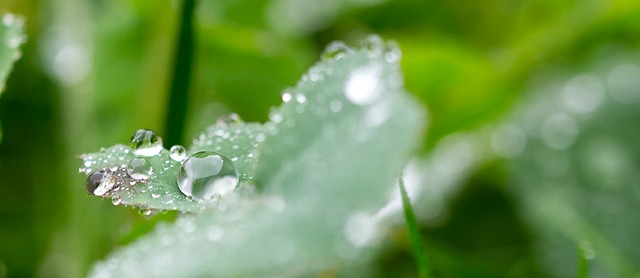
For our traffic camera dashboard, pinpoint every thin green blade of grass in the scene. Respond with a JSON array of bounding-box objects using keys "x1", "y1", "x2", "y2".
[
  {"x1": 164, "y1": 0, "x2": 197, "y2": 146},
  {"x1": 399, "y1": 177, "x2": 432, "y2": 278},
  {"x1": 577, "y1": 241, "x2": 592, "y2": 278}
]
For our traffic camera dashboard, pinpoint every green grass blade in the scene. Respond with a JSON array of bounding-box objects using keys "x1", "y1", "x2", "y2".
[
  {"x1": 399, "y1": 177, "x2": 431, "y2": 278},
  {"x1": 165, "y1": 0, "x2": 197, "y2": 146}
]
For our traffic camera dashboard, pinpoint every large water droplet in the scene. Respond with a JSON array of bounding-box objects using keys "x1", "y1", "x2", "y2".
[
  {"x1": 177, "y1": 151, "x2": 239, "y2": 201},
  {"x1": 216, "y1": 113, "x2": 242, "y2": 127},
  {"x1": 169, "y1": 145, "x2": 187, "y2": 162},
  {"x1": 322, "y1": 41, "x2": 351, "y2": 61},
  {"x1": 86, "y1": 170, "x2": 116, "y2": 196},
  {"x1": 130, "y1": 129, "x2": 163, "y2": 156},
  {"x1": 127, "y1": 157, "x2": 153, "y2": 181}
]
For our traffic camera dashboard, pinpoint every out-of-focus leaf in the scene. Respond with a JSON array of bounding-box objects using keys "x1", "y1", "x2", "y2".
[
  {"x1": 502, "y1": 54, "x2": 640, "y2": 277},
  {"x1": 0, "y1": 13, "x2": 24, "y2": 93},
  {"x1": 86, "y1": 36, "x2": 425, "y2": 277}
]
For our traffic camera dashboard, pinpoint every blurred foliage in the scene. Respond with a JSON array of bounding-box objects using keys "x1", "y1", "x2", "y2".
[{"x1": 0, "y1": 0, "x2": 639, "y2": 277}]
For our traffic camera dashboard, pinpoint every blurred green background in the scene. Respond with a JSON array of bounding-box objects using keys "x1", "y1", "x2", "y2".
[{"x1": 1, "y1": 0, "x2": 640, "y2": 277}]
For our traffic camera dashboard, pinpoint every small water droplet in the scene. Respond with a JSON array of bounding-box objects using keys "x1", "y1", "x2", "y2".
[
  {"x1": 169, "y1": 145, "x2": 187, "y2": 162},
  {"x1": 322, "y1": 41, "x2": 351, "y2": 61},
  {"x1": 362, "y1": 35, "x2": 384, "y2": 57},
  {"x1": 112, "y1": 196, "x2": 122, "y2": 206},
  {"x1": 127, "y1": 157, "x2": 153, "y2": 181},
  {"x1": 216, "y1": 113, "x2": 242, "y2": 127},
  {"x1": 177, "y1": 151, "x2": 239, "y2": 201},
  {"x1": 151, "y1": 193, "x2": 160, "y2": 199},
  {"x1": 542, "y1": 114, "x2": 578, "y2": 150},
  {"x1": 330, "y1": 100, "x2": 343, "y2": 113},
  {"x1": 130, "y1": 129, "x2": 163, "y2": 156},
  {"x1": 282, "y1": 91, "x2": 293, "y2": 103},
  {"x1": 295, "y1": 94, "x2": 307, "y2": 104},
  {"x1": 384, "y1": 41, "x2": 402, "y2": 63}
]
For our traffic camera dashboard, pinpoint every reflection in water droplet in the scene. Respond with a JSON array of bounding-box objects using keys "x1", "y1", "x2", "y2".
[
  {"x1": 542, "y1": 114, "x2": 578, "y2": 150},
  {"x1": 127, "y1": 157, "x2": 153, "y2": 181},
  {"x1": 86, "y1": 170, "x2": 105, "y2": 195},
  {"x1": 322, "y1": 41, "x2": 351, "y2": 61},
  {"x1": 561, "y1": 74, "x2": 604, "y2": 113},
  {"x1": 177, "y1": 151, "x2": 239, "y2": 201},
  {"x1": 607, "y1": 63, "x2": 640, "y2": 104},
  {"x1": 491, "y1": 124, "x2": 526, "y2": 158},
  {"x1": 130, "y1": 129, "x2": 163, "y2": 156},
  {"x1": 344, "y1": 65, "x2": 382, "y2": 105},
  {"x1": 169, "y1": 145, "x2": 187, "y2": 162},
  {"x1": 86, "y1": 170, "x2": 116, "y2": 196},
  {"x1": 112, "y1": 196, "x2": 122, "y2": 206},
  {"x1": 216, "y1": 113, "x2": 242, "y2": 127}
]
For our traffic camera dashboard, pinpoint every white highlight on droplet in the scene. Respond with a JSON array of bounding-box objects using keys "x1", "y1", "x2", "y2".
[{"x1": 344, "y1": 65, "x2": 382, "y2": 105}]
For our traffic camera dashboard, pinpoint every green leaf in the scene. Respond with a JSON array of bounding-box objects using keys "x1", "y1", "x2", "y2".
[
  {"x1": 84, "y1": 36, "x2": 426, "y2": 276},
  {"x1": 504, "y1": 55, "x2": 640, "y2": 277},
  {"x1": 79, "y1": 122, "x2": 263, "y2": 212},
  {"x1": 0, "y1": 13, "x2": 25, "y2": 93}
]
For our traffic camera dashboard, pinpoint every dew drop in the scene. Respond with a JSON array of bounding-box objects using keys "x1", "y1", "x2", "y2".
[
  {"x1": 177, "y1": 151, "x2": 239, "y2": 201},
  {"x1": 282, "y1": 91, "x2": 293, "y2": 103},
  {"x1": 322, "y1": 41, "x2": 351, "y2": 61},
  {"x1": 86, "y1": 170, "x2": 105, "y2": 195},
  {"x1": 130, "y1": 129, "x2": 163, "y2": 156},
  {"x1": 86, "y1": 170, "x2": 116, "y2": 196},
  {"x1": 384, "y1": 41, "x2": 402, "y2": 63},
  {"x1": 112, "y1": 196, "x2": 122, "y2": 206},
  {"x1": 169, "y1": 145, "x2": 187, "y2": 162},
  {"x1": 344, "y1": 65, "x2": 383, "y2": 105},
  {"x1": 362, "y1": 35, "x2": 384, "y2": 57},
  {"x1": 295, "y1": 94, "x2": 307, "y2": 104},
  {"x1": 330, "y1": 100, "x2": 343, "y2": 113},
  {"x1": 216, "y1": 113, "x2": 242, "y2": 127},
  {"x1": 127, "y1": 157, "x2": 153, "y2": 181}
]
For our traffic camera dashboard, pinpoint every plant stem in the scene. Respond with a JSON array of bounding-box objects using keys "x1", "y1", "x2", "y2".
[
  {"x1": 399, "y1": 177, "x2": 432, "y2": 278},
  {"x1": 577, "y1": 243, "x2": 589, "y2": 278},
  {"x1": 164, "y1": 0, "x2": 197, "y2": 146}
]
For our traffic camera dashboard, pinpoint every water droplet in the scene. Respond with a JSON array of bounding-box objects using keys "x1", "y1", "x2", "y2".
[
  {"x1": 130, "y1": 129, "x2": 163, "y2": 156},
  {"x1": 177, "y1": 151, "x2": 239, "y2": 201},
  {"x1": 216, "y1": 113, "x2": 242, "y2": 127},
  {"x1": 151, "y1": 193, "x2": 160, "y2": 199},
  {"x1": 362, "y1": 35, "x2": 384, "y2": 57},
  {"x1": 542, "y1": 114, "x2": 578, "y2": 150},
  {"x1": 169, "y1": 145, "x2": 187, "y2": 162},
  {"x1": 491, "y1": 124, "x2": 526, "y2": 158},
  {"x1": 86, "y1": 170, "x2": 116, "y2": 196},
  {"x1": 384, "y1": 41, "x2": 402, "y2": 63},
  {"x1": 344, "y1": 65, "x2": 383, "y2": 105},
  {"x1": 2, "y1": 14, "x2": 15, "y2": 26},
  {"x1": 322, "y1": 41, "x2": 351, "y2": 61},
  {"x1": 127, "y1": 157, "x2": 153, "y2": 181},
  {"x1": 112, "y1": 196, "x2": 122, "y2": 206},
  {"x1": 344, "y1": 212, "x2": 378, "y2": 247},
  {"x1": 561, "y1": 74, "x2": 604, "y2": 113},
  {"x1": 330, "y1": 100, "x2": 343, "y2": 113},
  {"x1": 206, "y1": 225, "x2": 224, "y2": 242},
  {"x1": 607, "y1": 63, "x2": 640, "y2": 104},
  {"x1": 282, "y1": 91, "x2": 293, "y2": 103},
  {"x1": 295, "y1": 94, "x2": 307, "y2": 104}
]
